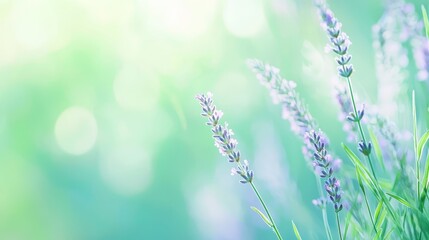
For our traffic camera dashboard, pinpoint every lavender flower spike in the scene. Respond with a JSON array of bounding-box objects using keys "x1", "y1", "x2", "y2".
[
  {"x1": 307, "y1": 129, "x2": 343, "y2": 213},
  {"x1": 315, "y1": 1, "x2": 353, "y2": 79},
  {"x1": 247, "y1": 59, "x2": 316, "y2": 138},
  {"x1": 196, "y1": 92, "x2": 253, "y2": 184},
  {"x1": 196, "y1": 92, "x2": 284, "y2": 240},
  {"x1": 247, "y1": 59, "x2": 341, "y2": 171}
]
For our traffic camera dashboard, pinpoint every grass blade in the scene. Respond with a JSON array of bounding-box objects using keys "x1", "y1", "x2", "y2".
[
  {"x1": 422, "y1": 5, "x2": 429, "y2": 39},
  {"x1": 417, "y1": 130, "x2": 429, "y2": 161},
  {"x1": 374, "y1": 201, "x2": 383, "y2": 225},
  {"x1": 343, "y1": 144, "x2": 403, "y2": 232},
  {"x1": 368, "y1": 128, "x2": 385, "y2": 171},
  {"x1": 385, "y1": 192, "x2": 415, "y2": 210},
  {"x1": 343, "y1": 211, "x2": 352, "y2": 240},
  {"x1": 412, "y1": 91, "x2": 421, "y2": 200},
  {"x1": 419, "y1": 152, "x2": 429, "y2": 210},
  {"x1": 291, "y1": 221, "x2": 302, "y2": 240},
  {"x1": 251, "y1": 206, "x2": 273, "y2": 228}
]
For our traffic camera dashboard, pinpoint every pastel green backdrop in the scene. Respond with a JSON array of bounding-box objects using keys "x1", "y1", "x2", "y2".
[{"x1": 0, "y1": 0, "x2": 426, "y2": 239}]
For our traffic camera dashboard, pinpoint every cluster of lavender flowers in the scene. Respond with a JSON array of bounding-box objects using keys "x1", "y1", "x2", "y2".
[
  {"x1": 247, "y1": 59, "x2": 316, "y2": 137},
  {"x1": 196, "y1": 92, "x2": 253, "y2": 184},
  {"x1": 247, "y1": 59, "x2": 341, "y2": 171},
  {"x1": 373, "y1": 0, "x2": 421, "y2": 118},
  {"x1": 315, "y1": 1, "x2": 353, "y2": 79},
  {"x1": 247, "y1": 59, "x2": 343, "y2": 213},
  {"x1": 307, "y1": 130, "x2": 343, "y2": 212},
  {"x1": 194, "y1": 0, "x2": 429, "y2": 238},
  {"x1": 316, "y1": 1, "x2": 374, "y2": 159},
  {"x1": 413, "y1": 37, "x2": 429, "y2": 81},
  {"x1": 247, "y1": 59, "x2": 318, "y2": 161}
]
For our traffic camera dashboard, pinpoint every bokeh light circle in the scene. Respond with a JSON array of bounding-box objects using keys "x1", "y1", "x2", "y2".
[
  {"x1": 100, "y1": 147, "x2": 152, "y2": 196},
  {"x1": 55, "y1": 107, "x2": 98, "y2": 155},
  {"x1": 223, "y1": 0, "x2": 266, "y2": 37},
  {"x1": 113, "y1": 68, "x2": 160, "y2": 111}
]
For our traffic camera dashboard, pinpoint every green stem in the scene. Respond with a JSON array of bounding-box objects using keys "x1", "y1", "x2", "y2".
[
  {"x1": 361, "y1": 185, "x2": 377, "y2": 234},
  {"x1": 316, "y1": 175, "x2": 333, "y2": 240},
  {"x1": 413, "y1": 91, "x2": 420, "y2": 200},
  {"x1": 250, "y1": 182, "x2": 284, "y2": 240},
  {"x1": 336, "y1": 212, "x2": 343, "y2": 240},
  {"x1": 343, "y1": 72, "x2": 378, "y2": 235},
  {"x1": 345, "y1": 76, "x2": 377, "y2": 180}
]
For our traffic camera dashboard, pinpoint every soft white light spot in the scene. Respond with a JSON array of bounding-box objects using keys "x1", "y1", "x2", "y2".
[
  {"x1": 223, "y1": 0, "x2": 266, "y2": 37},
  {"x1": 144, "y1": 0, "x2": 218, "y2": 39},
  {"x1": 113, "y1": 68, "x2": 160, "y2": 111},
  {"x1": 9, "y1": 0, "x2": 59, "y2": 51},
  {"x1": 55, "y1": 107, "x2": 97, "y2": 155},
  {"x1": 100, "y1": 147, "x2": 152, "y2": 196},
  {"x1": 187, "y1": 184, "x2": 244, "y2": 240},
  {"x1": 214, "y1": 72, "x2": 260, "y2": 118}
]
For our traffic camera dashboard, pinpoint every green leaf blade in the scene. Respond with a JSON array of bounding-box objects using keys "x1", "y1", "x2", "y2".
[
  {"x1": 292, "y1": 221, "x2": 302, "y2": 240},
  {"x1": 417, "y1": 130, "x2": 429, "y2": 160},
  {"x1": 422, "y1": 5, "x2": 429, "y2": 39},
  {"x1": 250, "y1": 206, "x2": 273, "y2": 228}
]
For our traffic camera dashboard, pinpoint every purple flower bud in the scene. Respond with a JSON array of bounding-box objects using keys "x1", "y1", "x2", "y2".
[{"x1": 358, "y1": 141, "x2": 372, "y2": 156}]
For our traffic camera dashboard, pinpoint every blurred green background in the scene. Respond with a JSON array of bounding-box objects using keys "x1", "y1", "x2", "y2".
[{"x1": 0, "y1": 0, "x2": 427, "y2": 239}]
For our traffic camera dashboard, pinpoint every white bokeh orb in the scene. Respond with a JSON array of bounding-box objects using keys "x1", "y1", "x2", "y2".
[
  {"x1": 223, "y1": 0, "x2": 266, "y2": 38},
  {"x1": 55, "y1": 107, "x2": 98, "y2": 155},
  {"x1": 113, "y1": 68, "x2": 160, "y2": 111},
  {"x1": 100, "y1": 146, "x2": 152, "y2": 196}
]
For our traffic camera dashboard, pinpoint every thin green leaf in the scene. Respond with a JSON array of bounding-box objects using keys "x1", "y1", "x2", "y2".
[
  {"x1": 422, "y1": 5, "x2": 429, "y2": 39},
  {"x1": 343, "y1": 211, "x2": 352, "y2": 240},
  {"x1": 378, "y1": 179, "x2": 393, "y2": 191},
  {"x1": 413, "y1": 90, "x2": 418, "y2": 159},
  {"x1": 368, "y1": 128, "x2": 385, "y2": 171},
  {"x1": 383, "y1": 228, "x2": 394, "y2": 240},
  {"x1": 412, "y1": 91, "x2": 421, "y2": 200},
  {"x1": 417, "y1": 130, "x2": 429, "y2": 160},
  {"x1": 376, "y1": 208, "x2": 387, "y2": 230},
  {"x1": 344, "y1": 145, "x2": 377, "y2": 193},
  {"x1": 386, "y1": 192, "x2": 414, "y2": 210},
  {"x1": 419, "y1": 152, "x2": 429, "y2": 210},
  {"x1": 250, "y1": 206, "x2": 273, "y2": 228},
  {"x1": 343, "y1": 144, "x2": 403, "y2": 232},
  {"x1": 291, "y1": 221, "x2": 302, "y2": 240},
  {"x1": 374, "y1": 201, "x2": 383, "y2": 224},
  {"x1": 355, "y1": 168, "x2": 364, "y2": 191}
]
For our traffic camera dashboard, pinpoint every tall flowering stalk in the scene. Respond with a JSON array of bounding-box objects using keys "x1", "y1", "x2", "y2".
[
  {"x1": 196, "y1": 92, "x2": 284, "y2": 240},
  {"x1": 315, "y1": 1, "x2": 376, "y2": 179},
  {"x1": 248, "y1": 59, "x2": 342, "y2": 240},
  {"x1": 315, "y1": 0, "x2": 379, "y2": 234}
]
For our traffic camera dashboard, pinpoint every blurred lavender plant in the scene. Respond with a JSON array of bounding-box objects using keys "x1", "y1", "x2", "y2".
[
  {"x1": 247, "y1": 59, "x2": 337, "y2": 165},
  {"x1": 315, "y1": 0, "x2": 376, "y2": 175},
  {"x1": 373, "y1": 0, "x2": 420, "y2": 119},
  {"x1": 413, "y1": 37, "x2": 429, "y2": 81},
  {"x1": 196, "y1": 92, "x2": 284, "y2": 240},
  {"x1": 315, "y1": 0, "x2": 381, "y2": 235},
  {"x1": 248, "y1": 59, "x2": 343, "y2": 240}
]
